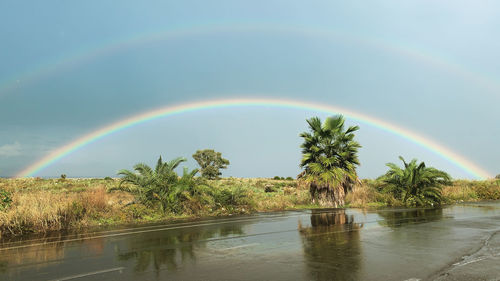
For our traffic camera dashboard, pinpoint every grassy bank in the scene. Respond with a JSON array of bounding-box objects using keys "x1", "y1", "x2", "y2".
[
  {"x1": 346, "y1": 179, "x2": 500, "y2": 207},
  {"x1": 1, "y1": 177, "x2": 499, "y2": 237},
  {"x1": 0, "y1": 177, "x2": 310, "y2": 238}
]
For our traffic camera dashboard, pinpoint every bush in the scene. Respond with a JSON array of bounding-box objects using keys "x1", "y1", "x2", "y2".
[
  {"x1": 285, "y1": 177, "x2": 294, "y2": 181},
  {"x1": 496, "y1": 174, "x2": 500, "y2": 179},
  {"x1": 265, "y1": 185, "x2": 277, "y2": 193},
  {"x1": 474, "y1": 183, "x2": 500, "y2": 200},
  {"x1": 213, "y1": 187, "x2": 250, "y2": 208},
  {"x1": 0, "y1": 189, "x2": 12, "y2": 211},
  {"x1": 124, "y1": 204, "x2": 154, "y2": 219}
]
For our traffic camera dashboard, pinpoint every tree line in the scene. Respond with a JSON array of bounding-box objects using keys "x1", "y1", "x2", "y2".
[
  {"x1": 117, "y1": 114, "x2": 456, "y2": 210},
  {"x1": 299, "y1": 115, "x2": 451, "y2": 207}
]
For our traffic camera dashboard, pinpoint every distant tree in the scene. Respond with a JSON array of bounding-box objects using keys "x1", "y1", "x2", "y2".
[
  {"x1": 378, "y1": 156, "x2": 451, "y2": 206},
  {"x1": 299, "y1": 115, "x2": 361, "y2": 207},
  {"x1": 496, "y1": 174, "x2": 500, "y2": 179},
  {"x1": 192, "y1": 149, "x2": 230, "y2": 179},
  {"x1": 60, "y1": 174, "x2": 67, "y2": 180}
]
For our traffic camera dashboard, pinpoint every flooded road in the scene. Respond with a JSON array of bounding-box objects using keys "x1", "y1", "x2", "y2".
[{"x1": 1, "y1": 202, "x2": 500, "y2": 281}]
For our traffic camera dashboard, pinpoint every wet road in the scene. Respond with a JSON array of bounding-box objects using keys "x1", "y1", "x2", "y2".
[{"x1": 1, "y1": 202, "x2": 500, "y2": 281}]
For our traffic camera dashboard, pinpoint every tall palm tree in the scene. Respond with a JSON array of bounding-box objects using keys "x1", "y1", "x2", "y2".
[
  {"x1": 378, "y1": 156, "x2": 451, "y2": 206},
  {"x1": 299, "y1": 115, "x2": 361, "y2": 207}
]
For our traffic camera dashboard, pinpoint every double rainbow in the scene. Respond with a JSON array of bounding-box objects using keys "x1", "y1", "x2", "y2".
[{"x1": 16, "y1": 98, "x2": 491, "y2": 179}]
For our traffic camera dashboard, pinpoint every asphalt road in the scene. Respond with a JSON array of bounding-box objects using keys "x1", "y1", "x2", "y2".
[{"x1": 1, "y1": 202, "x2": 499, "y2": 281}]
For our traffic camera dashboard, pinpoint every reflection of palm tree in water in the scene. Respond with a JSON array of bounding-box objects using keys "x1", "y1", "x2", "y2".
[
  {"x1": 117, "y1": 224, "x2": 244, "y2": 276},
  {"x1": 376, "y1": 208, "x2": 443, "y2": 228},
  {"x1": 299, "y1": 210, "x2": 363, "y2": 281}
]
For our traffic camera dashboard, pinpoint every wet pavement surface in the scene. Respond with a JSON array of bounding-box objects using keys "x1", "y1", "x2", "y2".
[{"x1": 1, "y1": 202, "x2": 500, "y2": 281}]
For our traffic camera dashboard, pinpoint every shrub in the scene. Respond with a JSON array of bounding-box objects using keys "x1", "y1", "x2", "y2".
[
  {"x1": 265, "y1": 185, "x2": 277, "y2": 193},
  {"x1": 474, "y1": 183, "x2": 500, "y2": 200},
  {"x1": 213, "y1": 187, "x2": 250, "y2": 209},
  {"x1": 80, "y1": 188, "x2": 108, "y2": 214},
  {"x1": 118, "y1": 156, "x2": 200, "y2": 213},
  {"x1": 60, "y1": 174, "x2": 67, "y2": 180},
  {"x1": 0, "y1": 189, "x2": 12, "y2": 211},
  {"x1": 285, "y1": 177, "x2": 294, "y2": 181},
  {"x1": 213, "y1": 188, "x2": 236, "y2": 206},
  {"x1": 378, "y1": 157, "x2": 450, "y2": 207},
  {"x1": 124, "y1": 204, "x2": 153, "y2": 219}
]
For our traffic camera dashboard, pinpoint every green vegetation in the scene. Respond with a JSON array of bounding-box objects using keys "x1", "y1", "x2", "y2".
[
  {"x1": 192, "y1": 149, "x2": 230, "y2": 179},
  {"x1": 299, "y1": 115, "x2": 361, "y2": 207},
  {"x1": 441, "y1": 179, "x2": 500, "y2": 202},
  {"x1": 273, "y1": 176, "x2": 294, "y2": 180},
  {"x1": 0, "y1": 189, "x2": 12, "y2": 211},
  {"x1": 117, "y1": 156, "x2": 201, "y2": 213},
  {"x1": 1, "y1": 115, "x2": 498, "y2": 238},
  {"x1": 378, "y1": 156, "x2": 451, "y2": 206},
  {"x1": 345, "y1": 178, "x2": 500, "y2": 208},
  {"x1": 0, "y1": 177, "x2": 498, "y2": 237},
  {"x1": 0, "y1": 177, "x2": 310, "y2": 237}
]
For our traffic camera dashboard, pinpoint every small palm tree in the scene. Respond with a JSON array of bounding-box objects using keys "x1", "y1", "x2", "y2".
[
  {"x1": 299, "y1": 115, "x2": 361, "y2": 207},
  {"x1": 118, "y1": 156, "x2": 199, "y2": 212},
  {"x1": 378, "y1": 156, "x2": 451, "y2": 206}
]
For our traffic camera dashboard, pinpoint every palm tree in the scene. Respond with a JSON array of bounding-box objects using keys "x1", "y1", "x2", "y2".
[
  {"x1": 299, "y1": 115, "x2": 361, "y2": 207},
  {"x1": 117, "y1": 156, "x2": 199, "y2": 212},
  {"x1": 378, "y1": 156, "x2": 451, "y2": 206}
]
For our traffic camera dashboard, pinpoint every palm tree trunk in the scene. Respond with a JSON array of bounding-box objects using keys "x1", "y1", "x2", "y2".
[{"x1": 310, "y1": 183, "x2": 345, "y2": 207}]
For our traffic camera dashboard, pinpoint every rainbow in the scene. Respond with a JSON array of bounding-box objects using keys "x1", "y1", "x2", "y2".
[
  {"x1": 16, "y1": 98, "x2": 491, "y2": 179},
  {"x1": 2, "y1": 24, "x2": 499, "y2": 97}
]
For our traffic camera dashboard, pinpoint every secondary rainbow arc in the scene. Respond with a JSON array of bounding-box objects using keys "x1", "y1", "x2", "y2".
[
  {"x1": 2, "y1": 24, "x2": 499, "y2": 98},
  {"x1": 16, "y1": 98, "x2": 491, "y2": 179}
]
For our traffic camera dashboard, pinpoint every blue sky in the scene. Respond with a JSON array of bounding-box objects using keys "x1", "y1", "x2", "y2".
[{"x1": 1, "y1": 1, "x2": 499, "y2": 178}]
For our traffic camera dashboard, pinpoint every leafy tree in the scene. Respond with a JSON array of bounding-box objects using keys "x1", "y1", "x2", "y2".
[
  {"x1": 117, "y1": 156, "x2": 199, "y2": 213},
  {"x1": 378, "y1": 156, "x2": 451, "y2": 206},
  {"x1": 496, "y1": 174, "x2": 500, "y2": 179},
  {"x1": 192, "y1": 149, "x2": 230, "y2": 179},
  {"x1": 299, "y1": 115, "x2": 361, "y2": 207}
]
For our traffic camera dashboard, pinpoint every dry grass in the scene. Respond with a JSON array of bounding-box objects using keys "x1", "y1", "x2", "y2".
[
  {"x1": 345, "y1": 183, "x2": 401, "y2": 208},
  {"x1": 210, "y1": 177, "x2": 311, "y2": 211},
  {"x1": 346, "y1": 179, "x2": 500, "y2": 207},
  {"x1": 442, "y1": 179, "x2": 500, "y2": 202},
  {"x1": 0, "y1": 177, "x2": 312, "y2": 237},
  {"x1": 1, "y1": 177, "x2": 498, "y2": 238},
  {"x1": 0, "y1": 179, "x2": 134, "y2": 238}
]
